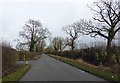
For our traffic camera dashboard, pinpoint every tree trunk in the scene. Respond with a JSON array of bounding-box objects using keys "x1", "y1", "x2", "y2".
[
  {"x1": 29, "y1": 34, "x2": 34, "y2": 52},
  {"x1": 71, "y1": 39, "x2": 75, "y2": 50},
  {"x1": 35, "y1": 45, "x2": 38, "y2": 52},
  {"x1": 106, "y1": 37, "x2": 113, "y2": 66}
]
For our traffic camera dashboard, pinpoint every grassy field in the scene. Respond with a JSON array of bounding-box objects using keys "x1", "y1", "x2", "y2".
[
  {"x1": 2, "y1": 65, "x2": 30, "y2": 82},
  {"x1": 49, "y1": 54, "x2": 120, "y2": 82}
]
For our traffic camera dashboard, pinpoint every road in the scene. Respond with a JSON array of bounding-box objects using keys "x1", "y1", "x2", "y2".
[{"x1": 20, "y1": 54, "x2": 107, "y2": 81}]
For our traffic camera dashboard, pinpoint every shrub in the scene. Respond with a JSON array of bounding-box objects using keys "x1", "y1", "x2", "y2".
[
  {"x1": 110, "y1": 64, "x2": 120, "y2": 74},
  {"x1": 116, "y1": 55, "x2": 120, "y2": 63},
  {"x1": 111, "y1": 54, "x2": 116, "y2": 63}
]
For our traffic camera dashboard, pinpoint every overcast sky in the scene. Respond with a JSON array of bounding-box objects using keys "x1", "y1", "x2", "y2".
[{"x1": 0, "y1": 0, "x2": 106, "y2": 48}]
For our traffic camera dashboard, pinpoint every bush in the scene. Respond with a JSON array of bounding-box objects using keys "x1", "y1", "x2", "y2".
[
  {"x1": 78, "y1": 48, "x2": 100, "y2": 66},
  {"x1": 112, "y1": 46, "x2": 120, "y2": 63},
  {"x1": 111, "y1": 64, "x2": 120, "y2": 74},
  {"x1": 116, "y1": 55, "x2": 120, "y2": 63}
]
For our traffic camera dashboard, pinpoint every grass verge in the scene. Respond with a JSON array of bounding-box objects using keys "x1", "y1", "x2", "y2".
[
  {"x1": 48, "y1": 54, "x2": 120, "y2": 82},
  {"x1": 2, "y1": 65, "x2": 30, "y2": 82}
]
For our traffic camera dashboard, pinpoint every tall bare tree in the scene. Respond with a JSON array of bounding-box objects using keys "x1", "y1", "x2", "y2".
[
  {"x1": 19, "y1": 19, "x2": 50, "y2": 52},
  {"x1": 77, "y1": 0, "x2": 120, "y2": 65},
  {"x1": 63, "y1": 24, "x2": 82, "y2": 50}
]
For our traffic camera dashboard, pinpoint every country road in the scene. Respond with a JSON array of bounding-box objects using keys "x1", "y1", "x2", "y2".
[{"x1": 20, "y1": 54, "x2": 107, "y2": 81}]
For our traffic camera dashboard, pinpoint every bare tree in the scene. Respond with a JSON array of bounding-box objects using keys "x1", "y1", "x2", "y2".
[
  {"x1": 50, "y1": 36, "x2": 67, "y2": 52},
  {"x1": 35, "y1": 39, "x2": 46, "y2": 53},
  {"x1": 58, "y1": 37, "x2": 67, "y2": 51},
  {"x1": 16, "y1": 42, "x2": 27, "y2": 51},
  {"x1": 63, "y1": 24, "x2": 82, "y2": 50},
  {"x1": 51, "y1": 37, "x2": 60, "y2": 52},
  {"x1": 78, "y1": 0, "x2": 120, "y2": 65},
  {"x1": 19, "y1": 19, "x2": 50, "y2": 52},
  {"x1": 15, "y1": 39, "x2": 28, "y2": 51}
]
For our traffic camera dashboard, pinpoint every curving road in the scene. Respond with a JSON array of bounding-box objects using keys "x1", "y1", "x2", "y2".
[{"x1": 20, "y1": 54, "x2": 107, "y2": 81}]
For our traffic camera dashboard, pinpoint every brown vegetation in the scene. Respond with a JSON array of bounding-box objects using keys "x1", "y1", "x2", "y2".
[
  {"x1": 2, "y1": 45, "x2": 19, "y2": 76},
  {"x1": 18, "y1": 51, "x2": 39, "y2": 61}
]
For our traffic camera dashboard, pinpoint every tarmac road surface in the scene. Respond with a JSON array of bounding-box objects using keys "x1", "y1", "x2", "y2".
[{"x1": 20, "y1": 54, "x2": 107, "y2": 81}]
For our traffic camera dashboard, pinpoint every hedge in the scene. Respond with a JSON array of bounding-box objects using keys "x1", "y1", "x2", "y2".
[
  {"x1": 18, "y1": 51, "x2": 39, "y2": 61},
  {"x1": 2, "y1": 46, "x2": 19, "y2": 76},
  {"x1": 55, "y1": 47, "x2": 120, "y2": 66},
  {"x1": 2, "y1": 46, "x2": 19, "y2": 67}
]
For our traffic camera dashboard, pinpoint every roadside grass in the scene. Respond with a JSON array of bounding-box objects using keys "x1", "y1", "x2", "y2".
[
  {"x1": 2, "y1": 65, "x2": 30, "y2": 82},
  {"x1": 0, "y1": 78, "x2": 2, "y2": 83},
  {"x1": 48, "y1": 54, "x2": 120, "y2": 82}
]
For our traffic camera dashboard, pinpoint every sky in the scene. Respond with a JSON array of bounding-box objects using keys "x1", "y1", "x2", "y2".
[{"x1": 0, "y1": 0, "x2": 107, "y2": 48}]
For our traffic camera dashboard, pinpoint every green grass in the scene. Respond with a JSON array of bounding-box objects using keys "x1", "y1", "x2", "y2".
[
  {"x1": 2, "y1": 65, "x2": 30, "y2": 81},
  {"x1": 0, "y1": 78, "x2": 2, "y2": 83},
  {"x1": 49, "y1": 54, "x2": 120, "y2": 82}
]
